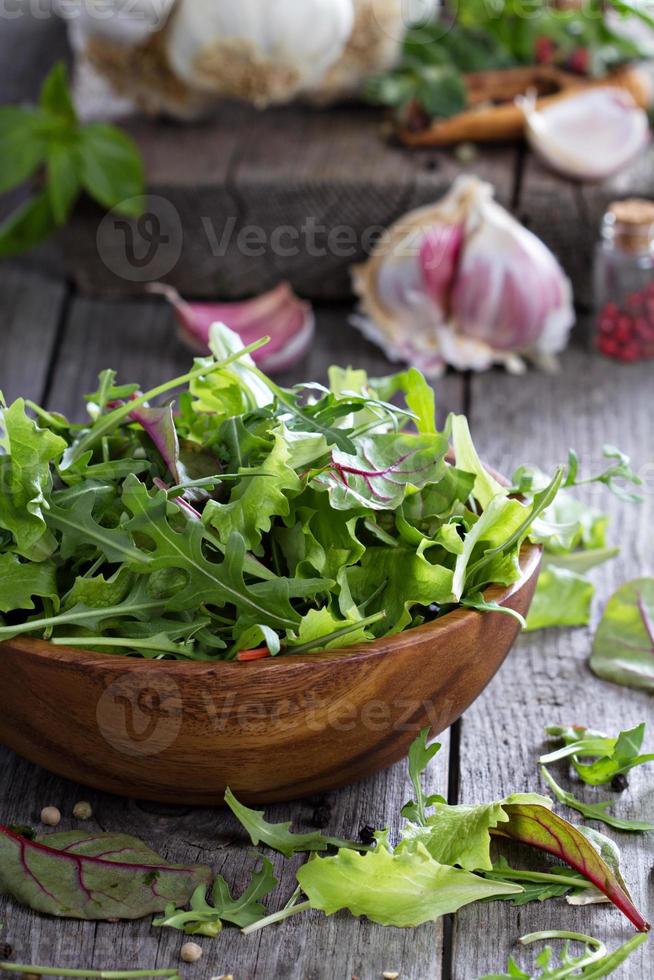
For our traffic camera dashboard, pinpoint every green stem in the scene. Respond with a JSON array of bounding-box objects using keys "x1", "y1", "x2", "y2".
[
  {"x1": 50, "y1": 636, "x2": 192, "y2": 657},
  {"x1": 0, "y1": 599, "x2": 163, "y2": 640},
  {"x1": 241, "y1": 900, "x2": 312, "y2": 935},
  {"x1": 66, "y1": 338, "x2": 269, "y2": 465},
  {"x1": 485, "y1": 868, "x2": 592, "y2": 889},
  {"x1": 0, "y1": 966, "x2": 179, "y2": 980}
]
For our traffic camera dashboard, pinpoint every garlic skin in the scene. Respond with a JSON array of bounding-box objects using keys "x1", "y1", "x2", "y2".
[
  {"x1": 165, "y1": 0, "x2": 356, "y2": 107},
  {"x1": 352, "y1": 176, "x2": 574, "y2": 375},
  {"x1": 520, "y1": 87, "x2": 650, "y2": 182},
  {"x1": 148, "y1": 281, "x2": 315, "y2": 374}
]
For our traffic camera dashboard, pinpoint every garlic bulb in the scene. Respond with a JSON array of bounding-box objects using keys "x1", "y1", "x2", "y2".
[
  {"x1": 165, "y1": 0, "x2": 356, "y2": 107},
  {"x1": 352, "y1": 176, "x2": 574, "y2": 375},
  {"x1": 519, "y1": 87, "x2": 650, "y2": 182},
  {"x1": 310, "y1": 0, "x2": 435, "y2": 103}
]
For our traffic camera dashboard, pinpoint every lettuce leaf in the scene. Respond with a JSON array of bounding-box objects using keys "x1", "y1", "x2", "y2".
[
  {"x1": 296, "y1": 844, "x2": 522, "y2": 927},
  {"x1": 590, "y1": 578, "x2": 654, "y2": 692}
]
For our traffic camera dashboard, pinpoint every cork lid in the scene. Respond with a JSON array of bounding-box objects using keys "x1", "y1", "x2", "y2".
[{"x1": 606, "y1": 199, "x2": 654, "y2": 252}]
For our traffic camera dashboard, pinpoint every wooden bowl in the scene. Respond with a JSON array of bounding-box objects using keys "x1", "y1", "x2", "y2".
[{"x1": 0, "y1": 543, "x2": 540, "y2": 804}]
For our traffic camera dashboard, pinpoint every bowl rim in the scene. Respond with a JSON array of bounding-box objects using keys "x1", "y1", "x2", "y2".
[{"x1": 4, "y1": 541, "x2": 542, "y2": 674}]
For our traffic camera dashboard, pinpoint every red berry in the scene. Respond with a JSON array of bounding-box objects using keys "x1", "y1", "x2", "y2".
[
  {"x1": 535, "y1": 36, "x2": 556, "y2": 64},
  {"x1": 568, "y1": 47, "x2": 590, "y2": 74}
]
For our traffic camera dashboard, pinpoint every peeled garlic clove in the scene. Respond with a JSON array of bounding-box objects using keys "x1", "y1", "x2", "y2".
[
  {"x1": 520, "y1": 87, "x2": 650, "y2": 181},
  {"x1": 149, "y1": 282, "x2": 315, "y2": 374},
  {"x1": 351, "y1": 175, "x2": 574, "y2": 375},
  {"x1": 165, "y1": 0, "x2": 355, "y2": 107}
]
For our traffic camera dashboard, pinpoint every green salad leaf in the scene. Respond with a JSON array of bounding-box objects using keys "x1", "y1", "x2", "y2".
[
  {"x1": 295, "y1": 844, "x2": 522, "y2": 927},
  {"x1": 590, "y1": 578, "x2": 654, "y2": 692},
  {"x1": 540, "y1": 767, "x2": 654, "y2": 833},
  {"x1": 542, "y1": 722, "x2": 654, "y2": 785},
  {"x1": 153, "y1": 858, "x2": 277, "y2": 936},
  {"x1": 525, "y1": 567, "x2": 595, "y2": 632},
  {"x1": 480, "y1": 930, "x2": 648, "y2": 980},
  {"x1": 0, "y1": 824, "x2": 211, "y2": 920},
  {"x1": 1, "y1": 322, "x2": 596, "y2": 661}
]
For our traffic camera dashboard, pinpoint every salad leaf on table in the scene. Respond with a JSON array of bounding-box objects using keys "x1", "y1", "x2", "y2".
[
  {"x1": 541, "y1": 722, "x2": 654, "y2": 786},
  {"x1": 540, "y1": 767, "x2": 654, "y2": 833},
  {"x1": 154, "y1": 857, "x2": 277, "y2": 937},
  {"x1": 0, "y1": 824, "x2": 211, "y2": 920},
  {"x1": 479, "y1": 930, "x2": 648, "y2": 980},
  {"x1": 590, "y1": 578, "x2": 654, "y2": 692}
]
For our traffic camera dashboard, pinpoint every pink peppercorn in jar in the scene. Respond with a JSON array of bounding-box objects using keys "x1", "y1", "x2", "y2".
[{"x1": 594, "y1": 198, "x2": 654, "y2": 363}]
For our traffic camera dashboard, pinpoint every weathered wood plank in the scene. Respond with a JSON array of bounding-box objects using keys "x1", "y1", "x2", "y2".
[
  {"x1": 452, "y1": 346, "x2": 654, "y2": 980},
  {"x1": 0, "y1": 265, "x2": 67, "y2": 402},
  {"x1": 0, "y1": 297, "x2": 464, "y2": 979},
  {"x1": 58, "y1": 106, "x2": 520, "y2": 300}
]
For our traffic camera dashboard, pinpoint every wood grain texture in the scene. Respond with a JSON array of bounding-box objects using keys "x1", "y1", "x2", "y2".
[
  {"x1": 0, "y1": 288, "x2": 465, "y2": 978},
  {"x1": 58, "y1": 105, "x2": 519, "y2": 300},
  {"x1": 451, "y1": 345, "x2": 654, "y2": 980},
  {"x1": 0, "y1": 265, "x2": 67, "y2": 403},
  {"x1": 0, "y1": 542, "x2": 539, "y2": 805}
]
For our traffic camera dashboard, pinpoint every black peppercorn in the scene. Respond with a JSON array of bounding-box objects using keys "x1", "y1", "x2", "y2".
[
  {"x1": 311, "y1": 803, "x2": 331, "y2": 829},
  {"x1": 0, "y1": 943, "x2": 13, "y2": 960},
  {"x1": 611, "y1": 773, "x2": 629, "y2": 792},
  {"x1": 359, "y1": 824, "x2": 376, "y2": 846}
]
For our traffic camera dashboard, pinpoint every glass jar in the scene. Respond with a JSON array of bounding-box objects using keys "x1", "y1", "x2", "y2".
[{"x1": 594, "y1": 198, "x2": 654, "y2": 362}]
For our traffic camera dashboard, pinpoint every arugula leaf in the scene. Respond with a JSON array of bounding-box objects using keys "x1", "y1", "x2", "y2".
[
  {"x1": 540, "y1": 767, "x2": 654, "y2": 833},
  {"x1": 481, "y1": 930, "x2": 648, "y2": 980},
  {"x1": 224, "y1": 788, "x2": 359, "y2": 857},
  {"x1": 296, "y1": 844, "x2": 523, "y2": 927},
  {"x1": 0, "y1": 555, "x2": 57, "y2": 613},
  {"x1": 591, "y1": 578, "x2": 654, "y2": 692},
  {"x1": 0, "y1": 824, "x2": 211, "y2": 920},
  {"x1": 541, "y1": 722, "x2": 654, "y2": 785},
  {"x1": 480, "y1": 857, "x2": 591, "y2": 907},
  {"x1": 401, "y1": 728, "x2": 443, "y2": 825},
  {"x1": 153, "y1": 858, "x2": 276, "y2": 936}
]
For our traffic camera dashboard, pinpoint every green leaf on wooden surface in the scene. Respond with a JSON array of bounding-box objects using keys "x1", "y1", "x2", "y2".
[
  {"x1": 590, "y1": 578, "x2": 654, "y2": 692},
  {"x1": 224, "y1": 789, "x2": 360, "y2": 857},
  {"x1": 540, "y1": 767, "x2": 654, "y2": 833},
  {"x1": 153, "y1": 858, "x2": 276, "y2": 936},
  {"x1": 0, "y1": 825, "x2": 211, "y2": 920},
  {"x1": 492, "y1": 800, "x2": 649, "y2": 930},
  {"x1": 296, "y1": 844, "x2": 523, "y2": 927},
  {"x1": 400, "y1": 728, "x2": 443, "y2": 826},
  {"x1": 525, "y1": 566, "x2": 595, "y2": 631},
  {"x1": 78, "y1": 123, "x2": 145, "y2": 215},
  {"x1": 480, "y1": 930, "x2": 649, "y2": 980},
  {"x1": 542, "y1": 722, "x2": 654, "y2": 786},
  {"x1": 0, "y1": 191, "x2": 57, "y2": 259}
]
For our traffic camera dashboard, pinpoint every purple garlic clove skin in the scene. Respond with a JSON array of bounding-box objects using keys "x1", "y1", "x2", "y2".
[
  {"x1": 148, "y1": 282, "x2": 315, "y2": 375},
  {"x1": 351, "y1": 176, "x2": 574, "y2": 376}
]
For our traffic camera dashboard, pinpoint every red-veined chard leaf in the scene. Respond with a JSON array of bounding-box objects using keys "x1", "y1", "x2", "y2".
[
  {"x1": 590, "y1": 578, "x2": 654, "y2": 692},
  {"x1": 0, "y1": 825, "x2": 211, "y2": 920},
  {"x1": 491, "y1": 802, "x2": 650, "y2": 931}
]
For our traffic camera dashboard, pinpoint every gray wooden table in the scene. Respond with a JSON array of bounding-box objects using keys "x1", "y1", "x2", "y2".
[{"x1": 1, "y1": 13, "x2": 653, "y2": 980}]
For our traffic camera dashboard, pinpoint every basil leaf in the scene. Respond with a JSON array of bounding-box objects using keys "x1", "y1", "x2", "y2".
[
  {"x1": 79, "y1": 123, "x2": 145, "y2": 215},
  {"x1": 0, "y1": 107, "x2": 48, "y2": 193},
  {"x1": 39, "y1": 61, "x2": 77, "y2": 125},
  {"x1": 0, "y1": 190, "x2": 56, "y2": 258},
  {"x1": 46, "y1": 139, "x2": 81, "y2": 226}
]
